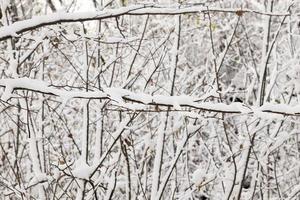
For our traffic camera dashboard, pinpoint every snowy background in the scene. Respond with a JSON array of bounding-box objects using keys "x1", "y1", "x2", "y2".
[{"x1": 0, "y1": 0, "x2": 300, "y2": 199}]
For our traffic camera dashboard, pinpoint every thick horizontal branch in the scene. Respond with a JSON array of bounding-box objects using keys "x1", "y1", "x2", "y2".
[
  {"x1": 0, "y1": 4, "x2": 290, "y2": 41},
  {"x1": 0, "y1": 78, "x2": 299, "y2": 117}
]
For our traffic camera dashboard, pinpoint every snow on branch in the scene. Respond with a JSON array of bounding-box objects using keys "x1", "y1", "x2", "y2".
[
  {"x1": 0, "y1": 77, "x2": 298, "y2": 116},
  {"x1": 0, "y1": 4, "x2": 290, "y2": 41},
  {"x1": 0, "y1": 77, "x2": 107, "y2": 100}
]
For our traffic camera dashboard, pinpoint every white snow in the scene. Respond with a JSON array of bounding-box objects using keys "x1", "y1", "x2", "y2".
[
  {"x1": 1, "y1": 78, "x2": 300, "y2": 117},
  {"x1": 72, "y1": 159, "x2": 94, "y2": 180}
]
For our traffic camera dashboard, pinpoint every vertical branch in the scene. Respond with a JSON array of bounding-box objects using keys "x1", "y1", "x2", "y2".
[
  {"x1": 288, "y1": 11, "x2": 295, "y2": 57},
  {"x1": 150, "y1": 12, "x2": 181, "y2": 200},
  {"x1": 7, "y1": 2, "x2": 23, "y2": 183},
  {"x1": 257, "y1": 0, "x2": 273, "y2": 106},
  {"x1": 272, "y1": 152, "x2": 282, "y2": 199},
  {"x1": 104, "y1": 170, "x2": 117, "y2": 200},
  {"x1": 2, "y1": 3, "x2": 18, "y2": 77},
  {"x1": 150, "y1": 115, "x2": 166, "y2": 200},
  {"x1": 81, "y1": 100, "x2": 90, "y2": 163},
  {"x1": 24, "y1": 95, "x2": 46, "y2": 199},
  {"x1": 76, "y1": 23, "x2": 90, "y2": 200},
  {"x1": 33, "y1": 42, "x2": 48, "y2": 198},
  {"x1": 14, "y1": 101, "x2": 22, "y2": 186},
  {"x1": 94, "y1": 4, "x2": 105, "y2": 162},
  {"x1": 170, "y1": 12, "x2": 181, "y2": 197},
  {"x1": 94, "y1": 103, "x2": 104, "y2": 162},
  {"x1": 170, "y1": 14, "x2": 181, "y2": 96},
  {"x1": 120, "y1": 139, "x2": 132, "y2": 200},
  {"x1": 81, "y1": 23, "x2": 90, "y2": 164},
  {"x1": 207, "y1": 8, "x2": 238, "y2": 199},
  {"x1": 258, "y1": 12, "x2": 289, "y2": 105},
  {"x1": 235, "y1": 123, "x2": 256, "y2": 200},
  {"x1": 207, "y1": 7, "x2": 221, "y2": 96}
]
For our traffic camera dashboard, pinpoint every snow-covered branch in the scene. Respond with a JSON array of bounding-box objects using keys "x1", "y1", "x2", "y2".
[
  {"x1": 0, "y1": 78, "x2": 299, "y2": 116},
  {"x1": 0, "y1": 4, "x2": 290, "y2": 41}
]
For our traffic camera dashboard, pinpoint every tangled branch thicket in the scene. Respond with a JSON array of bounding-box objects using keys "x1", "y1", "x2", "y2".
[{"x1": 0, "y1": 0, "x2": 300, "y2": 199}]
